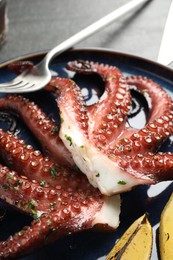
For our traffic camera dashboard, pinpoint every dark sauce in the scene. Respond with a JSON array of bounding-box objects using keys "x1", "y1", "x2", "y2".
[
  {"x1": 72, "y1": 72, "x2": 150, "y2": 129},
  {"x1": 0, "y1": 111, "x2": 18, "y2": 134},
  {"x1": 128, "y1": 88, "x2": 150, "y2": 129}
]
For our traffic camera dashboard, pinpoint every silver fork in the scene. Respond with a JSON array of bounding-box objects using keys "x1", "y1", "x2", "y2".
[{"x1": 0, "y1": 0, "x2": 150, "y2": 93}]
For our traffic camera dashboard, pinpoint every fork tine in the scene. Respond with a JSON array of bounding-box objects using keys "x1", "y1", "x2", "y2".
[
  {"x1": 0, "y1": 81, "x2": 31, "y2": 93},
  {"x1": 3, "y1": 82, "x2": 29, "y2": 89},
  {"x1": 16, "y1": 83, "x2": 35, "y2": 90},
  {"x1": 0, "y1": 83, "x2": 43, "y2": 93},
  {"x1": 11, "y1": 82, "x2": 31, "y2": 89},
  {"x1": 0, "y1": 80, "x2": 23, "y2": 88}
]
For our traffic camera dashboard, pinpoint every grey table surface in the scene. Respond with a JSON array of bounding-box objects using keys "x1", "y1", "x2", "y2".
[{"x1": 0, "y1": 0, "x2": 172, "y2": 64}]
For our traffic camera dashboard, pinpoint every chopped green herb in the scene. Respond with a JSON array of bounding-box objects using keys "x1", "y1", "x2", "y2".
[
  {"x1": 51, "y1": 126, "x2": 59, "y2": 133},
  {"x1": 65, "y1": 134, "x2": 73, "y2": 146},
  {"x1": 117, "y1": 180, "x2": 127, "y2": 185},
  {"x1": 60, "y1": 117, "x2": 64, "y2": 123},
  {"x1": 31, "y1": 209, "x2": 38, "y2": 216},
  {"x1": 119, "y1": 145, "x2": 123, "y2": 151},
  {"x1": 2, "y1": 183, "x2": 10, "y2": 190},
  {"x1": 12, "y1": 180, "x2": 23, "y2": 190},
  {"x1": 28, "y1": 199, "x2": 37, "y2": 210},
  {"x1": 50, "y1": 167, "x2": 57, "y2": 178},
  {"x1": 40, "y1": 179, "x2": 47, "y2": 186},
  {"x1": 6, "y1": 174, "x2": 13, "y2": 179},
  {"x1": 13, "y1": 186, "x2": 19, "y2": 191},
  {"x1": 109, "y1": 153, "x2": 116, "y2": 158},
  {"x1": 14, "y1": 180, "x2": 23, "y2": 187},
  {"x1": 80, "y1": 145, "x2": 84, "y2": 148},
  {"x1": 96, "y1": 173, "x2": 100, "y2": 177},
  {"x1": 50, "y1": 202, "x2": 56, "y2": 209}
]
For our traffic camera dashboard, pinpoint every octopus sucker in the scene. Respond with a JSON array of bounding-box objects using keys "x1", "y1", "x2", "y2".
[{"x1": 0, "y1": 95, "x2": 74, "y2": 167}]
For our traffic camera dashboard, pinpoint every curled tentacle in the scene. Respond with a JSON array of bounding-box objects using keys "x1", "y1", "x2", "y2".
[{"x1": 106, "y1": 76, "x2": 173, "y2": 157}]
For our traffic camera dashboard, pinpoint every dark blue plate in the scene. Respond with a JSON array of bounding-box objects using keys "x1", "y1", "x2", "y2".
[{"x1": 0, "y1": 48, "x2": 173, "y2": 260}]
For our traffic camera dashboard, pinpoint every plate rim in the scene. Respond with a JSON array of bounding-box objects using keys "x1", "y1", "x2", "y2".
[{"x1": 0, "y1": 47, "x2": 173, "y2": 74}]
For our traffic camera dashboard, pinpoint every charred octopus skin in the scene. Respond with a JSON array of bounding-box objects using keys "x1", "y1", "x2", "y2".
[{"x1": 51, "y1": 60, "x2": 173, "y2": 195}]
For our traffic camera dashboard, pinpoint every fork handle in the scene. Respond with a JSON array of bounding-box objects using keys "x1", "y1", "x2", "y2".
[{"x1": 44, "y1": 0, "x2": 150, "y2": 67}]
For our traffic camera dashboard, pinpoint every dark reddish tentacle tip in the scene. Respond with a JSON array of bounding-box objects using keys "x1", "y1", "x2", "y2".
[
  {"x1": 8, "y1": 61, "x2": 34, "y2": 75},
  {"x1": 66, "y1": 60, "x2": 96, "y2": 74}
]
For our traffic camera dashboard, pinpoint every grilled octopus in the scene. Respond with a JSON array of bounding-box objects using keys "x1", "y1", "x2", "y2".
[{"x1": 0, "y1": 59, "x2": 172, "y2": 258}]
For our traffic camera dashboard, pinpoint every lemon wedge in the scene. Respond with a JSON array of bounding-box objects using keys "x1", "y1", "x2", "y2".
[
  {"x1": 159, "y1": 192, "x2": 173, "y2": 260},
  {"x1": 106, "y1": 214, "x2": 152, "y2": 260}
]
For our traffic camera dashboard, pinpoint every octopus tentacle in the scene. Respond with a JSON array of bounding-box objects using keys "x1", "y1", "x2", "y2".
[
  {"x1": 66, "y1": 60, "x2": 131, "y2": 147},
  {"x1": 0, "y1": 128, "x2": 89, "y2": 188},
  {"x1": 0, "y1": 95, "x2": 74, "y2": 167},
  {"x1": 125, "y1": 76, "x2": 173, "y2": 121},
  {"x1": 46, "y1": 77, "x2": 89, "y2": 136},
  {"x1": 106, "y1": 76, "x2": 173, "y2": 157},
  {"x1": 0, "y1": 164, "x2": 104, "y2": 217},
  {"x1": 119, "y1": 152, "x2": 173, "y2": 183},
  {"x1": 0, "y1": 164, "x2": 120, "y2": 258},
  {"x1": 0, "y1": 165, "x2": 60, "y2": 216},
  {"x1": 8, "y1": 60, "x2": 34, "y2": 75},
  {"x1": 0, "y1": 213, "x2": 77, "y2": 259}
]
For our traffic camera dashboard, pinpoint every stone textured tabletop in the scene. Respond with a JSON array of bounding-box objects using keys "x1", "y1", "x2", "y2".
[{"x1": 0, "y1": 0, "x2": 172, "y2": 64}]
